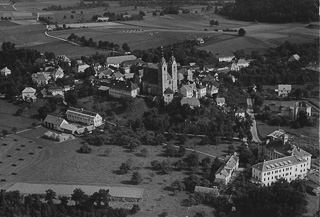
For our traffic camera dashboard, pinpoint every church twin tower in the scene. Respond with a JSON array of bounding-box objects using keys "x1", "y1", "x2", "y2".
[{"x1": 158, "y1": 51, "x2": 178, "y2": 95}]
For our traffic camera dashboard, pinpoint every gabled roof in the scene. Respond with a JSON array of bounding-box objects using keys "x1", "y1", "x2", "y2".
[
  {"x1": 181, "y1": 97, "x2": 200, "y2": 107},
  {"x1": 164, "y1": 88, "x2": 173, "y2": 94},
  {"x1": 66, "y1": 107, "x2": 99, "y2": 117},
  {"x1": 216, "y1": 97, "x2": 225, "y2": 104},
  {"x1": 194, "y1": 186, "x2": 219, "y2": 195},
  {"x1": 44, "y1": 115, "x2": 66, "y2": 126},
  {"x1": 112, "y1": 71, "x2": 124, "y2": 79},
  {"x1": 60, "y1": 122, "x2": 77, "y2": 132},
  {"x1": 181, "y1": 84, "x2": 193, "y2": 92},
  {"x1": 107, "y1": 55, "x2": 137, "y2": 65},
  {"x1": 278, "y1": 84, "x2": 292, "y2": 91},
  {"x1": 99, "y1": 69, "x2": 113, "y2": 76},
  {"x1": 252, "y1": 155, "x2": 305, "y2": 172},
  {"x1": 237, "y1": 59, "x2": 248, "y2": 64},
  {"x1": 122, "y1": 58, "x2": 144, "y2": 67},
  {"x1": 109, "y1": 80, "x2": 138, "y2": 92},
  {"x1": 22, "y1": 87, "x2": 36, "y2": 93},
  {"x1": 33, "y1": 72, "x2": 50, "y2": 81}
]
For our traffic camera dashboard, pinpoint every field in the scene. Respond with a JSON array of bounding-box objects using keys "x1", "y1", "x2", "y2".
[
  {"x1": 0, "y1": 0, "x2": 317, "y2": 58},
  {"x1": 0, "y1": 99, "x2": 37, "y2": 132},
  {"x1": 0, "y1": 124, "x2": 246, "y2": 216}
]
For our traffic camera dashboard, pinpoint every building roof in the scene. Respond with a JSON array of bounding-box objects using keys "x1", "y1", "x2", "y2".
[
  {"x1": 60, "y1": 122, "x2": 78, "y2": 132},
  {"x1": 22, "y1": 87, "x2": 36, "y2": 93},
  {"x1": 122, "y1": 58, "x2": 144, "y2": 67},
  {"x1": 267, "y1": 129, "x2": 286, "y2": 139},
  {"x1": 142, "y1": 67, "x2": 158, "y2": 85},
  {"x1": 66, "y1": 107, "x2": 99, "y2": 118},
  {"x1": 124, "y1": 73, "x2": 134, "y2": 79},
  {"x1": 164, "y1": 88, "x2": 173, "y2": 94},
  {"x1": 216, "y1": 97, "x2": 225, "y2": 104},
  {"x1": 278, "y1": 84, "x2": 292, "y2": 91},
  {"x1": 48, "y1": 87, "x2": 63, "y2": 92},
  {"x1": 237, "y1": 59, "x2": 249, "y2": 64},
  {"x1": 6, "y1": 183, "x2": 144, "y2": 199},
  {"x1": 1, "y1": 67, "x2": 11, "y2": 74},
  {"x1": 112, "y1": 71, "x2": 124, "y2": 79},
  {"x1": 194, "y1": 186, "x2": 219, "y2": 195},
  {"x1": 252, "y1": 155, "x2": 306, "y2": 172},
  {"x1": 107, "y1": 55, "x2": 137, "y2": 65},
  {"x1": 44, "y1": 115, "x2": 66, "y2": 126},
  {"x1": 33, "y1": 72, "x2": 51, "y2": 81},
  {"x1": 215, "y1": 153, "x2": 239, "y2": 177},
  {"x1": 181, "y1": 84, "x2": 193, "y2": 92},
  {"x1": 109, "y1": 80, "x2": 138, "y2": 92},
  {"x1": 181, "y1": 97, "x2": 200, "y2": 107},
  {"x1": 98, "y1": 86, "x2": 109, "y2": 91},
  {"x1": 235, "y1": 108, "x2": 245, "y2": 114},
  {"x1": 99, "y1": 69, "x2": 113, "y2": 76}
]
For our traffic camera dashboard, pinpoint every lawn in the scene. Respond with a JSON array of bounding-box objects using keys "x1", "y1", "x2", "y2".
[
  {"x1": 0, "y1": 126, "x2": 215, "y2": 217},
  {"x1": 0, "y1": 100, "x2": 37, "y2": 132}
]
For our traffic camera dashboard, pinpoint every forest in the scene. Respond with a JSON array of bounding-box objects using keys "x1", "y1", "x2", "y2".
[{"x1": 219, "y1": 0, "x2": 319, "y2": 23}]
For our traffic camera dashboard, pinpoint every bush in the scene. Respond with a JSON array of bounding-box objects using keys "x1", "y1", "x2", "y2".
[
  {"x1": 78, "y1": 144, "x2": 92, "y2": 154},
  {"x1": 131, "y1": 171, "x2": 143, "y2": 184}
]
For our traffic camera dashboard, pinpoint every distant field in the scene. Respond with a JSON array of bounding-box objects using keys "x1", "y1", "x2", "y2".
[{"x1": 0, "y1": 4, "x2": 15, "y2": 11}]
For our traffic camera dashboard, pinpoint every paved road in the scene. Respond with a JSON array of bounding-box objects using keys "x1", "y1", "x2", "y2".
[{"x1": 247, "y1": 98, "x2": 262, "y2": 143}]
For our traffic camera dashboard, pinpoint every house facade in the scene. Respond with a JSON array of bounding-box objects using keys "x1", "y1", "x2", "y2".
[
  {"x1": 180, "y1": 84, "x2": 194, "y2": 98},
  {"x1": 109, "y1": 80, "x2": 139, "y2": 98},
  {"x1": 215, "y1": 153, "x2": 239, "y2": 185},
  {"x1": 252, "y1": 155, "x2": 310, "y2": 186},
  {"x1": 276, "y1": 84, "x2": 292, "y2": 97},
  {"x1": 66, "y1": 107, "x2": 103, "y2": 127},
  {"x1": 32, "y1": 72, "x2": 51, "y2": 86},
  {"x1": 22, "y1": 87, "x2": 36, "y2": 101}
]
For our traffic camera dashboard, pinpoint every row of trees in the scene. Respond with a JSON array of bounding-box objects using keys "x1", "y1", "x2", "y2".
[
  {"x1": 219, "y1": 0, "x2": 319, "y2": 23},
  {"x1": 0, "y1": 188, "x2": 139, "y2": 217}
]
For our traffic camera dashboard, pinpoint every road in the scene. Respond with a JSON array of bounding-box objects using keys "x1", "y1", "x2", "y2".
[
  {"x1": 44, "y1": 30, "x2": 81, "y2": 46},
  {"x1": 247, "y1": 98, "x2": 262, "y2": 143}
]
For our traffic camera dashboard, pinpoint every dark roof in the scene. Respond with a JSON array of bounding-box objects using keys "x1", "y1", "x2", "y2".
[
  {"x1": 67, "y1": 107, "x2": 99, "y2": 117},
  {"x1": 44, "y1": 115, "x2": 66, "y2": 126},
  {"x1": 142, "y1": 67, "x2": 158, "y2": 85},
  {"x1": 122, "y1": 58, "x2": 144, "y2": 67},
  {"x1": 164, "y1": 88, "x2": 173, "y2": 94},
  {"x1": 109, "y1": 80, "x2": 138, "y2": 92}
]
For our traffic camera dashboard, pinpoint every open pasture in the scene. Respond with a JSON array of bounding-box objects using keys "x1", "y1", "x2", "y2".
[
  {"x1": 14, "y1": 0, "x2": 80, "y2": 12},
  {"x1": 0, "y1": 3, "x2": 15, "y2": 12}
]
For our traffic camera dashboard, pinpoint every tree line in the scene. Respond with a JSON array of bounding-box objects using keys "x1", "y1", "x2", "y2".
[
  {"x1": 0, "y1": 188, "x2": 139, "y2": 217},
  {"x1": 219, "y1": 0, "x2": 319, "y2": 23}
]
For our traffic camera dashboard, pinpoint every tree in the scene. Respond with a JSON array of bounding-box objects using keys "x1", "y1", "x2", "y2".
[
  {"x1": 78, "y1": 144, "x2": 92, "y2": 154},
  {"x1": 32, "y1": 122, "x2": 37, "y2": 128},
  {"x1": 238, "y1": 28, "x2": 246, "y2": 36},
  {"x1": 184, "y1": 151, "x2": 200, "y2": 168},
  {"x1": 45, "y1": 189, "x2": 56, "y2": 203},
  {"x1": 122, "y1": 43, "x2": 130, "y2": 52},
  {"x1": 171, "y1": 180, "x2": 185, "y2": 194},
  {"x1": 119, "y1": 159, "x2": 132, "y2": 174},
  {"x1": 71, "y1": 188, "x2": 86, "y2": 206},
  {"x1": 131, "y1": 171, "x2": 143, "y2": 184},
  {"x1": 91, "y1": 189, "x2": 110, "y2": 208},
  {"x1": 128, "y1": 137, "x2": 141, "y2": 152},
  {"x1": 140, "y1": 147, "x2": 148, "y2": 157},
  {"x1": 297, "y1": 110, "x2": 308, "y2": 127},
  {"x1": 2, "y1": 129, "x2": 9, "y2": 137},
  {"x1": 160, "y1": 160, "x2": 173, "y2": 174}
]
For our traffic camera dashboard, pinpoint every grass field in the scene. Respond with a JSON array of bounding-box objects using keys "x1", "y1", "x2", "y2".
[
  {"x1": 0, "y1": 100, "x2": 37, "y2": 132},
  {"x1": 0, "y1": 126, "x2": 225, "y2": 217}
]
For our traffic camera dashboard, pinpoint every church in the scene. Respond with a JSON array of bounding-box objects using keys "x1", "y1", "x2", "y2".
[{"x1": 141, "y1": 51, "x2": 178, "y2": 104}]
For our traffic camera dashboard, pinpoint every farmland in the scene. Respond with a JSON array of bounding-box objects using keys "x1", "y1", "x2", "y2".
[
  {"x1": 0, "y1": 0, "x2": 317, "y2": 57},
  {"x1": 0, "y1": 123, "x2": 242, "y2": 217}
]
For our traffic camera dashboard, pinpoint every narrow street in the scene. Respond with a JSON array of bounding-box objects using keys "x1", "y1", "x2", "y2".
[{"x1": 247, "y1": 98, "x2": 262, "y2": 143}]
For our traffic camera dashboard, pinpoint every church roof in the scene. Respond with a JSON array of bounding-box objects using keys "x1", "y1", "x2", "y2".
[
  {"x1": 142, "y1": 67, "x2": 158, "y2": 85},
  {"x1": 164, "y1": 88, "x2": 173, "y2": 94}
]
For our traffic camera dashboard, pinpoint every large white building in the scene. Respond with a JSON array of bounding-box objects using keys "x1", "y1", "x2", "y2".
[
  {"x1": 252, "y1": 154, "x2": 310, "y2": 186},
  {"x1": 66, "y1": 107, "x2": 103, "y2": 127}
]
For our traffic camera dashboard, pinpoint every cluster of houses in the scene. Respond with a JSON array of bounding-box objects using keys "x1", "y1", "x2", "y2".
[
  {"x1": 43, "y1": 107, "x2": 103, "y2": 135},
  {"x1": 251, "y1": 129, "x2": 312, "y2": 186}
]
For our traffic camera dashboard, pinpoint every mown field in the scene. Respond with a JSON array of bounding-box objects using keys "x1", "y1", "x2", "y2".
[{"x1": 0, "y1": 125, "x2": 243, "y2": 217}]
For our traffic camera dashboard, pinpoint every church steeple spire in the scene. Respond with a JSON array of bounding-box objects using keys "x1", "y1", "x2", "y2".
[{"x1": 159, "y1": 46, "x2": 166, "y2": 66}]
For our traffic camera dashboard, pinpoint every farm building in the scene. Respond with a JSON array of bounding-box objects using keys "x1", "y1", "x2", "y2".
[
  {"x1": 66, "y1": 107, "x2": 103, "y2": 127},
  {"x1": 5, "y1": 183, "x2": 144, "y2": 202},
  {"x1": 43, "y1": 115, "x2": 68, "y2": 131},
  {"x1": 43, "y1": 131, "x2": 74, "y2": 142},
  {"x1": 194, "y1": 186, "x2": 219, "y2": 196},
  {"x1": 106, "y1": 55, "x2": 137, "y2": 68},
  {"x1": 97, "y1": 17, "x2": 109, "y2": 22}
]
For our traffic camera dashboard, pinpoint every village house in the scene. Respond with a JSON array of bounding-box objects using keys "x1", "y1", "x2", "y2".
[
  {"x1": 178, "y1": 67, "x2": 193, "y2": 81},
  {"x1": 180, "y1": 84, "x2": 194, "y2": 98},
  {"x1": 47, "y1": 87, "x2": 64, "y2": 97},
  {"x1": 280, "y1": 101, "x2": 312, "y2": 121},
  {"x1": 276, "y1": 84, "x2": 292, "y2": 97},
  {"x1": 97, "y1": 17, "x2": 109, "y2": 22},
  {"x1": 215, "y1": 153, "x2": 239, "y2": 185},
  {"x1": 196, "y1": 83, "x2": 207, "y2": 98},
  {"x1": 216, "y1": 97, "x2": 226, "y2": 107},
  {"x1": 109, "y1": 80, "x2": 139, "y2": 98},
  {"x1": 66, "y1": 107, "x2": 103, "y2": 127},
  {"x1": 218, "y1": 54, "x2": 235, "y2": 62},
  {"x1": 106, "y1": 55, "x2": 137, "y2": 68},
  {"x1": 48, "y1": 67, "x2": 64, "y2": 81},
  {"x1": 237, "y1": 59, "x2": 249, "y2": 68},
  {"x1": 122, "y1": 58, "x2": 144, "y2": 73},
  {"x1": 32, "y1": 72, "x2": 51, "y2": 86},
  {"x1": 111, "y1": 71, "x2": 124, "y2": 81},
  {"x1": 1, "y1": 67, "x2": 11, "y2": 76},
  {"x1": 22, "y1": 87, "x2": 36, "y2": 101},
  {"x1": 181, "y1": 97, "x2": 200, "y2": 109},
  {"x1": 76, "y1": 64, "x2": 90, "y2": 73},
  {"x1": 35, "y1": 58, "x2": 47, "y2": 67},
  {"x1": 196, "y1": 37, "x2": 204, "y2": 45},
  {"x1": 98, "y1": 69, "x2": 113, "y2": 79},
  {"x1": 201, "y1": 75, "x2": 220, "y2": 96},
  {"x1": 56, "y1": 55, "x2": 71, "y2": 66},
  {"x1": 235, "y1": 108, "x2": 246, "y2": 118}
]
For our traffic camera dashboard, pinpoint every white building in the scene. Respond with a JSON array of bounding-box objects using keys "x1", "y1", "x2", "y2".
[
  {"x1": 66, "y1": 107, "x2": 103, "y2": 127},
  {"x1": 215, "y1": 153, "x2": 239, "y2": 185},
  {"x1": 218, "y1": 55, "x2": 235, "y2": 62},
  {"x1": 97, "y1": 17, "x2": 109, "y2": 22},
  {"x1": 252, "y1": 154, "x2": 311, "y2": 186},
  {"x1": 276, "y1": 84, "x2": 292, "y2": 97},
  {"x1": 1, "y1": 67, "x2": 11, "y2": 76},
  {"x1": 22, "y1": 87, "x2": 36, "y2": 101},
  {"x1": 106, "y1": 55, "x2": 137, "y2": 68}
]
